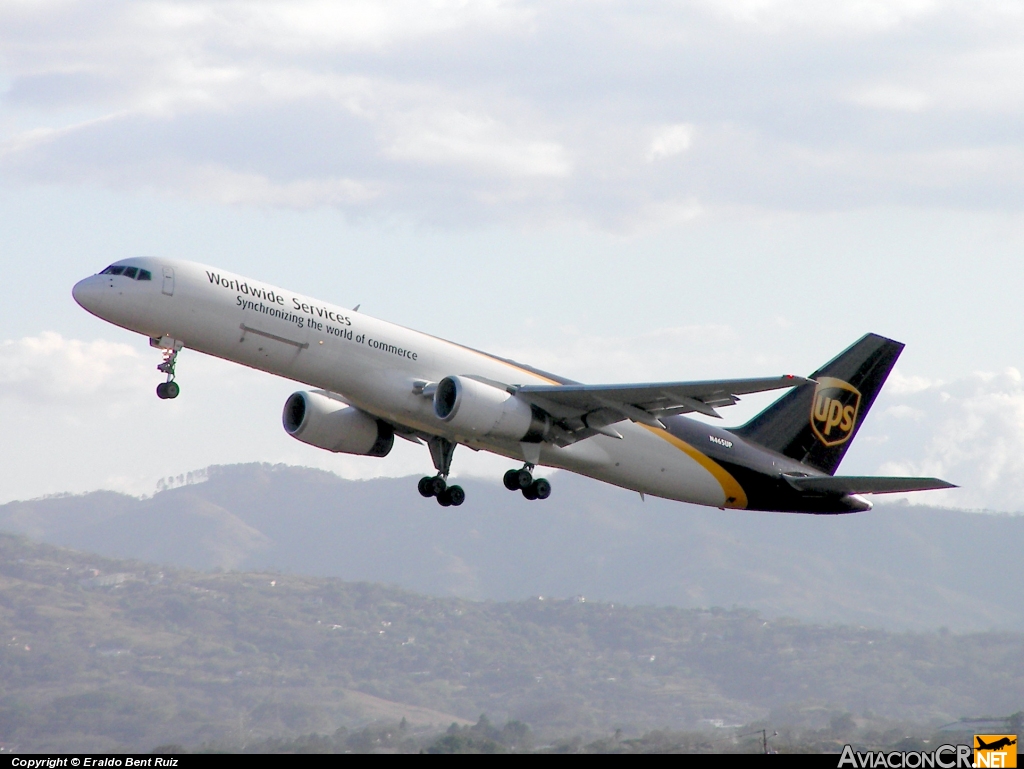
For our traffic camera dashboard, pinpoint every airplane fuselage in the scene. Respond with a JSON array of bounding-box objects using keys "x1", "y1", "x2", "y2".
[{"x1": 72, "y1": 257, "x2": 872, "y2": 513}]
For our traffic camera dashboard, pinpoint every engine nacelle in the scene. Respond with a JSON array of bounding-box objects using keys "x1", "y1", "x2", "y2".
[
  {"x1": 282, "y1": 391, "x2": 394, "y2": 457},
  {"x1": 433, "y1": 375, "x2": 550, "y2": 442}
]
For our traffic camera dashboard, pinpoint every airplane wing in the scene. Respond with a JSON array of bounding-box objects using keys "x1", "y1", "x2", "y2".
[
  {"x1": 784, "y1": 475, "x2": 957, "y2": 495},
  {"x1": 511, "y1": 375, "x2": 813, "y2": 437}
]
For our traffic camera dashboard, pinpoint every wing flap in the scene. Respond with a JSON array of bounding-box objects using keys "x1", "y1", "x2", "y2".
[{"x1": 785, "y1": 475, "x2": 957, "y2": 495}]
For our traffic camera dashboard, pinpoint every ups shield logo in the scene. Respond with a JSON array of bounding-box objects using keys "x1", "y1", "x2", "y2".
[{"x1": 810, "y1": 377, "x2": 861, "y2": 447}]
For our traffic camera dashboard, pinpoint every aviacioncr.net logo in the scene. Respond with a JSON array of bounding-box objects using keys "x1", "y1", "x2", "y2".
[
  {"x1": 974, "y1": 735, "x2": 1017, "y2": 768},
  {"x1": 810, "y1": 377, "x2": 861, "y2": 447}
]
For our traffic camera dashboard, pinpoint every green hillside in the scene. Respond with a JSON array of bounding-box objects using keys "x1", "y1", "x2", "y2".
[{"x1": 1, "y1": 533, "x2": 1021, "y2": 752}]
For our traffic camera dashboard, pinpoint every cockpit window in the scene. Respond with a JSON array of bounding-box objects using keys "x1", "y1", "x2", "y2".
[{"x1": 100, "y1": 264, "x2": 152, "y2": 280}]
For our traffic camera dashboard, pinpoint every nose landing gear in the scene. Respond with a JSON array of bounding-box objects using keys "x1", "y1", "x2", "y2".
[
  {"x1": 151, "y1": 337, "x2": 182, "y2": 399},
  {"x1": 503, "y1": 465, "x2": 552, "y2": 501},
  {"x1": 418, "y1": 437, "x2": 465, "y2": 507}
]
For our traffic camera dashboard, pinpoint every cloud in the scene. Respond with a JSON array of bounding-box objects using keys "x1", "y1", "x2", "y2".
[
  {"x1": 850, "y1": 85, "x2": 932, "y2": 113},
  {"x1": 145, "y1": 0, "x2": 534, "y2": 53},
  {"x1": 2, "y1": 0, "x2": 1024, "y2": 223},
  {"x1": 885, "y1": 370, "x2": 941, "y2": 395},
  {"x1": 179, "y1": 166, "x2": 379, "y2": 208},
  {"x1": 861, "y1": 368, "x2": 1024, "y2": 512},
  {"x1": 647, "y1": 124, "x2": 694, "y2": 162},
  {"x1": 700, "y1": 0, "x2": 942, "y2": 32},
  {"x1": 0, "y1": 332, "x2": 145, "y2": 403},
  {"x1": 384, "y1": 108, "x2": 571, "y2": 179}
]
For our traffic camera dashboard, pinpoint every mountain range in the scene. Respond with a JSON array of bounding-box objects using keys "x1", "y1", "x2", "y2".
[{"x1": 2, "y1": 463, "x2": 1019, "y2": 633}]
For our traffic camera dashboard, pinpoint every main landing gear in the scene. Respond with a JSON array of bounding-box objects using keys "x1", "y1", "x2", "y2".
[
  {"x1": 418, "y1": 475, "x2": 465, "y2": 507},
  {"x1": 418, "y1": 437, "x2": 465, "y2": 507},
  {"x1": 416, "y1": 440, "x2": 552, "y2": 506},
  {"x1": 503, "y1": 465, "x2": 551, "y2": 501},
  {"x1": 155, "y1": 345, "x2": 180, "y2": 400}
]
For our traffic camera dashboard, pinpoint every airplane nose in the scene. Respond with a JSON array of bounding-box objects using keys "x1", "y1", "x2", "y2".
[{"x1": 72, "y1": 276, "x2": 104, "y2": 314}]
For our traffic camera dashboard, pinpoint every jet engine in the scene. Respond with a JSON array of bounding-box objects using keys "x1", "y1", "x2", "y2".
[
  {"x1": 433, "y1": 375, "x2": 551, "y2": 442},
  {"x1": 283, "y1": 391, "x2": 394, "y2": 457}
]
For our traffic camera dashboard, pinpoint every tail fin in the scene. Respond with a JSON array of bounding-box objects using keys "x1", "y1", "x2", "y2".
[{"x1": 730, "y1": 333, "x2": 903, "y2": 475}]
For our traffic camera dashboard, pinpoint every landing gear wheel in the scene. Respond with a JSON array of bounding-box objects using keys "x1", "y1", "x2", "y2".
[
  {"x1": 522, "y1": 483, "x2": 539, "y2": 501},
  {"x1": 516, "y1": 469, "x2": 534, "y2": 489},
  {"x1": 503, "y1": 469, "x2": 521, "y2": 491},
  {"x1": 154, "y1": 343, "x2": 181, "y2": 400},
  {"x1": 422, "y1": 438, "x2": 459, "y2": 506},
  {"x1": 157, "y1": 381, "x2": 180, "y2": 399},
  {"x1": 533, "y1": 478, "x2": 551, "y2": 500},
  {"x1": 447, "y1": 485, "x2": 465, "y2": 506},
  {"x1": 418, "y1": 477, "x2": 435, "y2": 497}
]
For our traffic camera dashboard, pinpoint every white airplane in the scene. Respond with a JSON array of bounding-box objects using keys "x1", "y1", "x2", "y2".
[{"x1": 73, "y1": 258, "x2": 953, "y2": 512}]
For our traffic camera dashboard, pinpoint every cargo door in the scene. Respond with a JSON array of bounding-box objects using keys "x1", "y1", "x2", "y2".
[{"x1": 162, "y1": 267, "x2": 175, "y2": 296}]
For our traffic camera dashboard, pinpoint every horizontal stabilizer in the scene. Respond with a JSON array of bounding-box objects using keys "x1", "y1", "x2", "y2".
[{"x1": 784, "y1": 475, "x2": 957, "y2": 495}]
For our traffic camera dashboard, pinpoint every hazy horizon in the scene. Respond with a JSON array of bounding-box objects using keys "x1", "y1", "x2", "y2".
[{"x1": 6, "y1": 459, "x2": 1021, "y2": 518}]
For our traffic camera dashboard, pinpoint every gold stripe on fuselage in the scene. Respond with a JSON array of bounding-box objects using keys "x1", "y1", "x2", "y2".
[
  {"x1": 453, "y1": 343, "x2": 565, "y2": 386},
  {"x1": 640, "y1": 424, "x2": 748, "y2": 509}
]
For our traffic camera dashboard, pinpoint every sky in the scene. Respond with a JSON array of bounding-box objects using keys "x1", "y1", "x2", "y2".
[{"x1": 2, "y1": 0, "x2": 1024, "y2": 511}]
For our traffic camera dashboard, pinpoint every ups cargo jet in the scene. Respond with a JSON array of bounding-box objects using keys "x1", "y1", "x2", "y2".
[{"x1": 73, "y1": 259, "x2": 954, "y2": 513}]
